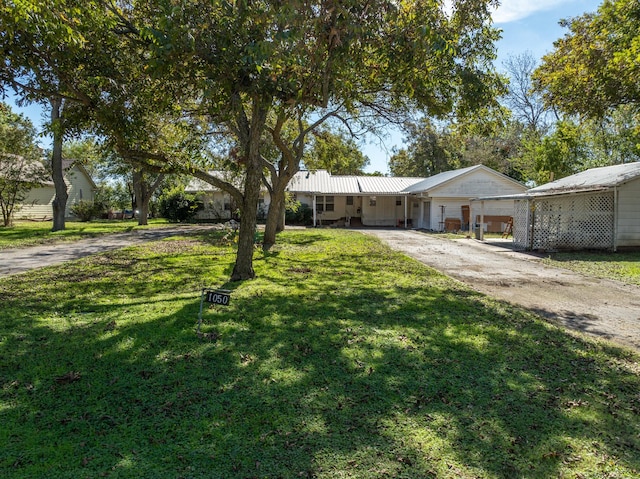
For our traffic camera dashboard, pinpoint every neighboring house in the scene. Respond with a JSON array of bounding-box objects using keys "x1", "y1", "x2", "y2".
[
  {"x1": 16, "y1": 160, "x2": 97, "y2": 220},
  {"x1": 188, "y1": 165, "x2": 527, "y2": 230},
  {"x1": 186, "y1": 172, "x2": 269, "y2": 221},
  {"x1": 507, "y1": 162, "x2": 640, "y2": 251}
]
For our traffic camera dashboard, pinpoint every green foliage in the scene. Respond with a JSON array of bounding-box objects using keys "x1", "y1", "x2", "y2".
[
  {"x1": 389, "y1": 119, "x2": 461, "y2": 177},
  {"x1": 534, "y1": 0, "x2": 640, "y2": 118},
  {"x1": 94, "y1": 182, "x2": 131, "y2": 214},
  {"x1": 533, "y1": 120, "x2": 586, "y2": 183},
  {"x1": 285, "y1": 201, "x2": 313, "y2": 225},
  {"x1": 1, "y1": 230, "x2": 639, "y2": 477},
  {"x1": 69, "y1": 200, "x2": 104, "y2": 222},
  {"x1": 0, "y1": 103, "x2": 47, "y2": 226},
  {"x1": 305, "y1": 127, "x2": 370, "y2": 175},
  {"x1": 158, "y1": 187, "x2": 201, "y2": 223}
]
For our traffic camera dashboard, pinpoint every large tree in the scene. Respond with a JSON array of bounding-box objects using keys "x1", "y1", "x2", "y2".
[
  {"x1": 533, "y1": 0, "x2": 640, "y2": 119},
  {"x1": 111, "y1": 0, "x2": 504, "y2": 280},
  {"x1": 389, "y1": 119, "x2": 461, "y2": 177},
  {"x1": 0, "y1": 0, "x2": 119, "y2": 231},
  {"x1": 0, "y1": 103, "x2": 46, "y2": 226}
]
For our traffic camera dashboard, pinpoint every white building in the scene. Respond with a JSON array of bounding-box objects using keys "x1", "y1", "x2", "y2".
[{"x1": 187, "y1": 165, "x2": 527, "y2": 230}]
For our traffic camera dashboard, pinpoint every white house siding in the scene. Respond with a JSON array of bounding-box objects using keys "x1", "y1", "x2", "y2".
[
  {"x1": 16, "y1": 165, "x2": 95, "y2": 220},
  {"x1": 65, "y1": 168, "x2": 95, "y2": 217},
  {"x1": 616, "y1": 177, "x2": 640, "y2": 248},
  {"x1": 361, "y1": 195, "x2": 405, "y2": 226},
  {"x1": 195, "y1": 191, "x2": 233, "y2": 220},
  {"x1": 16, "y1": 186, "x2": 55, "y2": 219}
]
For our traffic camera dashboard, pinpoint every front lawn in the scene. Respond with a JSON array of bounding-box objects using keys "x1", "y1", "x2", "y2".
[
  {"x1": 1, "y1": 229, "x2": 639, "y2": 478},
  {"x1": 0, "y1": 219, "x2": 170, "y2": 250},
  {"x1": 542, "y1": 251, "x2": 640, "y2": 286}
]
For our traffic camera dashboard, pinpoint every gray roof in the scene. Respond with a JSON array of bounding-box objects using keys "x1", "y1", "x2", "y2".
[
  {"x1": 528, "y1": 162, "x2": 640, "y2": 195},
  {"x1": 287, "y1": 170, "x2": 424, "y2": 195}
]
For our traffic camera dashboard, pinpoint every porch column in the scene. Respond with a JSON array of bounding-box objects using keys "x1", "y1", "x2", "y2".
[{"x1": 313, "y1": 195, "x2": 317, "y2": 227}]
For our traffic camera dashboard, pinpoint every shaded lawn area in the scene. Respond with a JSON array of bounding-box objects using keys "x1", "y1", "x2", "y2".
[
  {"x1": 0, "y1": 219, "x2": 170, "y2": 250},
  {"x1": 1, "y1": 229, "x2": 639, "y2": 478},
  {"x1": 542, "y1": 251, "x2": 640, "y2": 286}
]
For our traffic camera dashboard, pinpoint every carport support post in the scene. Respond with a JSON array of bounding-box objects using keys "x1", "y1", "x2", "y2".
[
  {"x1": 404, "y1": 196, "x2": 408, "y2": 228},
  {"x1": 479, "y1": 200, "x2": 485, "y2": 241}
]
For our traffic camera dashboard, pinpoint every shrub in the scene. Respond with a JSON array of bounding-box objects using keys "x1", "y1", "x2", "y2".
[
  {"x1": 159, "y1": 188, "x2": 202, "y2": 222},
  {"x1": 70, "y1": 200, "x2": 104, "y2": 222},
  {"x1": 285, "y1": 202, "x2": 313, "y2": 225}
]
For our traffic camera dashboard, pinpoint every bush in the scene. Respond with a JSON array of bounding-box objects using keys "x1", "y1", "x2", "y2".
[
  {"x1": 70, "y1": 200, "x2": 104, "y2": 222},
  {"x1": 159, "y1": 188, "x2": 202, "y2": 222},
  {"x1": 285, "y1": 202, "x2": 313, "y2": 225}
]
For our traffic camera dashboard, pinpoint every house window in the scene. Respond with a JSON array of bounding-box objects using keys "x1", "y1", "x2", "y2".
[
  {"x1": 224, "y1": 195, "x2": 231, "y2": 210},
  {"x1": 316, "y1": 196, "x2": 324, "y2": 213},
  {"x1": 396, "y1": 196, "x2": 402, "y2": 206},
  {"x1": 369, "y1": 196, "x2": 377, "y2": 207},
  {"x1": 325, "y1": 196, "x2": 334, "y2": 212},
  {"x1": 346, "y1": 196, "x2": 354, "y2": 206}
]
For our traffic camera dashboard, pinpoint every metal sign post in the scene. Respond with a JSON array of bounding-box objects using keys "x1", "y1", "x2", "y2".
[{"x1": 197, "y1": 288, "x2": 231, "y2": 334}]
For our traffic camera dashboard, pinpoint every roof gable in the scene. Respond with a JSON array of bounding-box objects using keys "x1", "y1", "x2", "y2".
[{"x1": 403, "y1": 164, "x2": 525, "y2": 194}]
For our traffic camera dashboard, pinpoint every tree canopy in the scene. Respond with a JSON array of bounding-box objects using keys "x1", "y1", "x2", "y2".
[
  {"x1": 2, "y1": 0, "x2": 504, "y2": 280},
  {"x1": 533, "y1": 0, "x2": 640, "y2": 119}
]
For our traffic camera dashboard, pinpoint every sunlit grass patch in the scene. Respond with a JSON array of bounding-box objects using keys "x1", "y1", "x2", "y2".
[{"x1": 1, "y1": 229, "x2": 639, "y2": 478}]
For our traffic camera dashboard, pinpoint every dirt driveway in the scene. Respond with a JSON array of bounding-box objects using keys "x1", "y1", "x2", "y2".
[{"x1": 364, "y1": 229, "x2": 640, "y2": 353}]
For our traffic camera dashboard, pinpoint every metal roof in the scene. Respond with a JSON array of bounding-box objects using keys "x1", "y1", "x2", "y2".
[
  {"x1": 287, "y1": 170, "x2": 361, "y2": 194},
  {"x1": 287, "y1": 171, "x2": 426, "y2": 195},
  {"x1": 527, "y1": 162, "x2": 640, "y2": 195}
]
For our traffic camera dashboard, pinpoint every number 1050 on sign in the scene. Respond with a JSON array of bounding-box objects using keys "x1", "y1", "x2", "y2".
[{"x1": 206, "y1": 291, "x2": 230, "y2": 305}]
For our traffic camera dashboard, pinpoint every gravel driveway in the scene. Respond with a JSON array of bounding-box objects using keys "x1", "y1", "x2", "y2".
[{"x1": 364, "y1": 229, "x2": 640, "y2": 353}]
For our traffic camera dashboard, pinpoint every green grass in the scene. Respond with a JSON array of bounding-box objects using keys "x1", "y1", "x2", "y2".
[
  {"x1": 1, "y1": 229, "x2": 639, "y2": 478},
  {"x1": 542, "y1": 251, "x2": 640, "y2": 286},
  {"x1": 0, "y1": 219, "x2": 171, "y2": 250}
]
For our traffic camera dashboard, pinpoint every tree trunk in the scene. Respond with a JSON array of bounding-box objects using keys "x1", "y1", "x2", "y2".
[
  {"x1": 263, "y1": 181, "x2": 286, "y2": 249},
  {"x1": 50, "y1": 98, "x2": 68, "y2": 232},
  {"x1": 132, "y1": 169, "x2": 164, "y2": 226},
  {"x1": 231, "y1": 163, "x2": 261, "y2": 281},
  {"x1": 277, "y1": 199, "x2": 286, "y2": 232}
]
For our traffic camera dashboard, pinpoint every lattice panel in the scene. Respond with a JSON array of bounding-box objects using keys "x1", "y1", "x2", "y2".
[
  {"x1": 530, "y1": 192, "x2": 614, "y2": 251},
  {"x1": 513, "y1": 199, "x2": 531, "y2": 250}
]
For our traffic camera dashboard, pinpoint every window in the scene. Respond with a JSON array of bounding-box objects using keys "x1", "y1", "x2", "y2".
[
  {"x1": 396, "y1": 196, "x2": 402, "y2": 206},
  {"x1": 346, "y1": 196, "x2": 354, "y2": 206},
  {"x1": 369, "y1": 197, "x2": 377, "y2": 207},
  {"x1": 316, "y1": 195, "x2": 334, "y2": 212},
  {"x1": 325, "y1": 196, "x2": 334, "y2": 212}
]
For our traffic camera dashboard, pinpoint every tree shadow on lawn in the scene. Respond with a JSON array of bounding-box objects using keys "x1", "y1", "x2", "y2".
[{"x1": 2, "y1": 274, "x2": 640, "y2": 478}]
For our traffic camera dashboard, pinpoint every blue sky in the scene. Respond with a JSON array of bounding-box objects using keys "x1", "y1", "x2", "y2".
[{"x1": 4, "y1": 0, "x2": 603, "y2": 173}]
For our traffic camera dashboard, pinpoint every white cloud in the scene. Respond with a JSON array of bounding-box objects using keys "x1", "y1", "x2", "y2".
[{"x1": 491, "y1": 0, "x2": 576, "y2": 24}]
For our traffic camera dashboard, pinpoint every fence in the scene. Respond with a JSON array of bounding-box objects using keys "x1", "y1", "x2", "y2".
[{"x1": 513, "y1": 191, "x2": 614, "y2": 251}]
